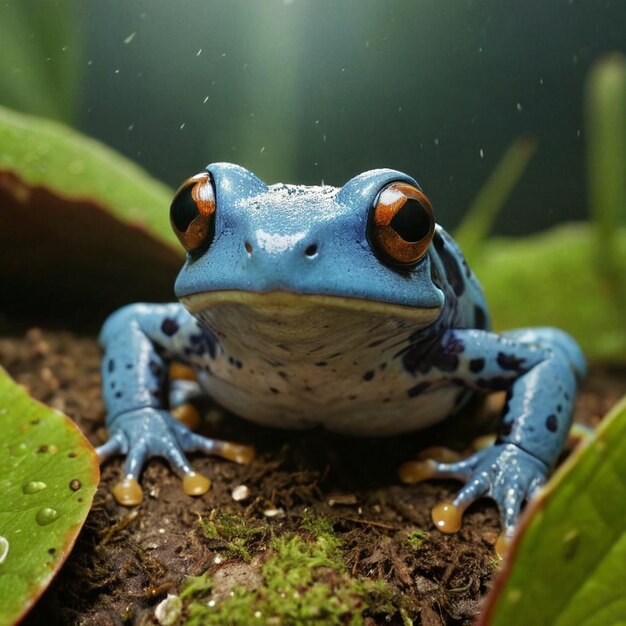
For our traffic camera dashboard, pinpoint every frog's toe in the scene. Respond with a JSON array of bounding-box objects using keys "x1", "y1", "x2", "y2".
[
  {"x1": 180, "y1": 430, "x2": 256, "y2": 465},
  {"x1": 399, "y1": 450, "x2": 484, "y2": 484},
  {"x1": 96, "y1": 431, "x2": 128, "y2": 463}
]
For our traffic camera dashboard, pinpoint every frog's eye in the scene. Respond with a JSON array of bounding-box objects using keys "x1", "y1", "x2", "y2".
[
  {"x1": 170, "y1": 172, "x2": 216, "y2": 253},
  {"x1": 369, "y1": 182, "x2": 435, "y2": 266}
]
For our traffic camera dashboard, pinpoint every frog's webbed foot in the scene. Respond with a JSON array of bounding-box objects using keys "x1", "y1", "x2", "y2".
[
  {"x1": 96, "y1": 407, "x2": 255, "y2": 506},
  {"x1": 399, "y1": 443, "x2": 547, "y2": 546}
]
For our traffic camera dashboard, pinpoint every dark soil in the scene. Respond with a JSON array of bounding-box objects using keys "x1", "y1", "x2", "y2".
[{"x1": 1, "y1": 328, "x2": 624, "y2": 626}]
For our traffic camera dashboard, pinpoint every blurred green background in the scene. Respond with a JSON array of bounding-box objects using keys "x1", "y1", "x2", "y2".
[{"x1": 1, "y1": 0, "x2": 625, "y2": 234}]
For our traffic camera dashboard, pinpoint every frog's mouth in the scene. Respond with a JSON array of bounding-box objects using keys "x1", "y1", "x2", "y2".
[
  {"x1": 180, "y1": 290, "x2": 441, "y2": 352},
  {"x1": 181, "y1": 290, "x2": 441, "y2": 325}
]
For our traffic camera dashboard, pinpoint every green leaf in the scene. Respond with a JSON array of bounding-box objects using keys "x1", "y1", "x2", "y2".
[
  {"x1": 478, "y1": 394, "x2": 626, "y2": 626},
  {"x1": 0, "y1": 104, "x2": 182, "y2": 315},
  {"x1": 0, "y1": 366, "x2": 99, "y2": 625}
]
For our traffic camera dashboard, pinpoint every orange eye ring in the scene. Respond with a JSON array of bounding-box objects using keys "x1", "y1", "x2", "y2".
[
  {"x1": 369, "y1": 182, "x2": 435, "y2": 265},
  {"x1": 170, "y1": 172, "x2": 216, "y2": 253}
]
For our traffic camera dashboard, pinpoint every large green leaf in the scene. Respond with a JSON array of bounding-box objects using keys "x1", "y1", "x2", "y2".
[
  {"x1": 0, "y1": 366, "x2": 99, "y2": 625},
  {"x1": 478, "y1": 394, "x2": 626, "y2": 626},
  {"x1": 0, "y1": 104, "x2": 182, "y2": 316}
]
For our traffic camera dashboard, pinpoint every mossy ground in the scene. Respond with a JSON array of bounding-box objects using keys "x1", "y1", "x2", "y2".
[
  {"x1": 1, "y1": 329, "x2": 624, "y2": 625},
  {"x1": 183, "y1": 515, "x2": 403, "y2": 625}
]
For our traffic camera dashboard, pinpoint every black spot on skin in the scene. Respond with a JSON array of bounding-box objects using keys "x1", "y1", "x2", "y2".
[
  {"x1": 497, "y1": 352, "x2": 526, "y2": 372},
  {"x1": 161, "y1": 318, "x2": 179, "y2": 336},
  {"x1": 474, "y1": 305, "x2": 488, "y2": 330},
  {"x1": 557, "y1": 404, "x2": 563, "y2": 413},
  {"x1": 363, "y1": 370, "x2": 375, "y2": 381},
  {"x1": 407, "y1": 381, "x2": 430, "y2": 398},
  {"x1": 432, "y1": 231, "x2": 445, "y2": 251},
  {"x1": 469, "y1": 358, "x2": 485, "y2": 373},
  {"x1": 315, "y1": 361, "x2": 327, "y2": 367},
  {"x1": 114, "y1": 391, "x2": 123, "y2": 399},
  {"x1": 278, "y1": 371, "x2": 289, "y2": 380},
  {"x1": 461, "y1": 255, "x2": 472, "y2": 279},
  {"x1": 110, "y1": 382, "x2": 116, "y2": 389},
  {"x1": 126, "y1": 363, "x2": 133, "y2": 370},
  {"x1": 402, "y1": 330, "x2": 465, "y2": 376},
  {"x1": 107, "y1": 359, "x2": 115, "y2": 373},
  {"x1": 382, "y1": 397, "x2": 391, "y2": 403},
  {"x1": 380, "y1": 362, "x2": 387, "y2": 370},
  {"x1": 329, "y1": 352, "x2": 342, "y2": 359},
  {"x1": 235, "y1": 360, "x2": 243, "y2": 369},
  {"x1": 368, "y1": 339, "x2": 385, "y2": 348},
  {"x1": 564, "y1": 392, "x2": 571, "y2": 401},
  {"x1": 546, "y1": 414, "x2": 558, "y2": 432},
  {"x1": 187, "y1": 329, "x2": 219, "y2": 358},
  {"x1": 348, "y1": 394, "x2": 357, "y2": 400},
  {"x1": 432, "y1": 333, "x2": 465, "y2": 372},
  {"x1": 476, "y1": 377, "x2": 511, "y2": 391},
  {"x1": 436, "y1": 237, "x2": 465, "y2": 296},
  {"x1": 269, "y1": 387, "x2": 279, "y2": 394}
]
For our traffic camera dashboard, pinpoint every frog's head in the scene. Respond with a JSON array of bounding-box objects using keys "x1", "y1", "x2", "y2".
[{"x1": 172, "y1": 163, "x2": 444, "y2": 340}]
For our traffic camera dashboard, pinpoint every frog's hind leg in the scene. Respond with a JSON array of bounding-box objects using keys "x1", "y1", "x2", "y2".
[{"x1": 400, "y1": 326, "x2": 585, "y2": 545}]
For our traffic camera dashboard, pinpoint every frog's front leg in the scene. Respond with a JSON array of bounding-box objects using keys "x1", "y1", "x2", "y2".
[
  {"x1": 97, "y1": 303, "x2": 254, "y2": 506},
  {"x1": 400, "y1": 327, "x2": 585, "y2": 541}
]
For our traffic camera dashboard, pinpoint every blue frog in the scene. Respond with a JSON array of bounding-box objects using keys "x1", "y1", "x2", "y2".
[{"x1": 97, "y1": 163, "x2": 585, "y2": 540}]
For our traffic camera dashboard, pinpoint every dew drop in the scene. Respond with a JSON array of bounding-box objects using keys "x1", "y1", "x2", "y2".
[
  {"x1": 36, "y1": 507, "x2": 59, "y2": 526},
  {"x1": 23, "y1": 481, "x2": 47, "y2": 494}
]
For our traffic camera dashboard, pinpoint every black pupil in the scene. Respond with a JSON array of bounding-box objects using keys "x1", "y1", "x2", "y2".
[
  {"x1": 171, "y1": 185, "x2": 200, "y2": 232},
  {"x1": 390, "y1": 199, "x2": 431, "y2": 242}
]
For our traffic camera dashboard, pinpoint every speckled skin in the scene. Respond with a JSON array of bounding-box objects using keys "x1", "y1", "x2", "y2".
[{"x1": 98, "y1": 163, "x2": 585, "y2": 535}]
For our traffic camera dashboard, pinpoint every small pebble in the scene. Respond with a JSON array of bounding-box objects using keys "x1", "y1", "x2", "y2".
[
  {"x1": 154, "y1": 593, "x2": 182, "y2": 626},
  {"x1": 263, "y1": 508, "x2": 285, "y2": 518},
  {"x1": 231, "y1": 485, "x2": 250, "y2": 501}
]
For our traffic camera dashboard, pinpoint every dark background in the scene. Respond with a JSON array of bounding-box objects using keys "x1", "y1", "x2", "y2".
[{"x1": 2, "y1": 0, "x2": 625, "y2": 234}]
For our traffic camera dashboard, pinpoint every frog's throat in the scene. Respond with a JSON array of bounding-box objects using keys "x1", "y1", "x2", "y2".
[{"x1": 180, "y1": 290, "x2": 441, "y2": 326}]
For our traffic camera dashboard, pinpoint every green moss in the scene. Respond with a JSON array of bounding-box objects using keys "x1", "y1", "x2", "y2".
[
  {"x1": 180, "y1": 575, "x2": 213, "y2": 600},
  {"x1": 300, "y1": 512, "x2": 336, "y2": 539},
  {"x1": 405, "y1": 530, "x2": 428, "y2": 552},
  {"x1": 198, "y1": 510, "x2": 269, "y2": 562},
  {"x1": 182, "y1": 528, "x2": 401, "y2": 625}
]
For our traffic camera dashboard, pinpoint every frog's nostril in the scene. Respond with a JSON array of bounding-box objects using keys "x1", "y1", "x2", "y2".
[
  {"x1": 304, "y1": 244, "x2": 318, "y2": 258},
  {"x1": 244, "y1": 241, "x2": 253, "y2": 255}
]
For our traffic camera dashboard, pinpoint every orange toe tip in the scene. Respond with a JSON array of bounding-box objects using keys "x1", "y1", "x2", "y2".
[
  {"x1": 171, "y1": 403, "x2": 201, "y2": 430},
  {"x1": 398, "y1": 459, "x2": 437, "y2": 484},
  {"x1": 182, "y1": 472, "x2": 211, "y2": 496},
  {"x1": 219, "y1": 443, "x2": 255, "y2": 465},
  {"x1": 431, "y1": 501, "x2": 463, "y2": 534},
  {"x1": 417, "y1": 445, "x2": 463, "y2": 463},
  {"x1": 112, "y1": 477, "x2": 143, "y2": 506},
  {"x1": 495, "y1": 532, "x2": 510, "y2": 559},
  {"x1": 169, "y1": 362, "x2": 198, "y2": 381}
]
